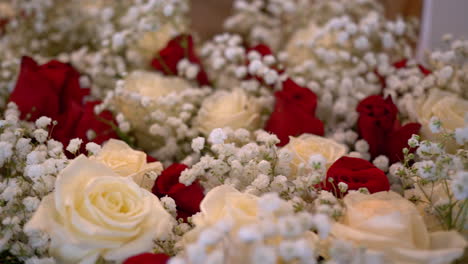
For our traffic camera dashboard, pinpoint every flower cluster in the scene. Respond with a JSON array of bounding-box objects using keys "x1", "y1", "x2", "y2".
[
  {"x1": 101, "y1": 70, "x2": 211, "y2": 164},
  {"x1": 0, "y1": 103, "x2": 67, "y2": 263},
  {"x1": 0, "y1": 0, "x2": 467, "y2": 263},
  {"x1": 0, "y1": 0, "x2": 189, "y2": 102}
]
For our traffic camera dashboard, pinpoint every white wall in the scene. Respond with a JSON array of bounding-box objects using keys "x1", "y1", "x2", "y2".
[{"x1": 418, "y1": 0, "x2": 468, "y2": 60}]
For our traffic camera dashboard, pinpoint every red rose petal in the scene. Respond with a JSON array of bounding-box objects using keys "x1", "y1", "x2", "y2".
[
  {"x1": 265, "y1": 79, "x2": 324, "y2": 146},
  {"x1": 386, "y1": 122, "x2": 421, "y2": 164},
  {"x1": 323, "y1": 157, "x2": 390, "y2": 196},
  {"x1": 124, "y1": 253, "x2": 170, "y2": 264}
]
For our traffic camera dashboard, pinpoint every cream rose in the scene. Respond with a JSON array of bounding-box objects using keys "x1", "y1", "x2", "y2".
[
  {"x1": 331, "y1": 191, "x2": 467, "y2": 264},
  {"x1": 114, "y1": 71, "x2": 192, "y2": 149},
  {"x1": 192, "y1": 185, "x2": 259, "y2": 228},
  {"x1": 194, "y1": 89, "x2": 262, "y2": 135},
  {"x1": 128, "y1": 23, "x2": 179, "y2": 67},
  {"x1": 25, "y1": 155, "x2": 174, "y2": 264},
  {"x1": 404, "y1": 182, "x2": 463, "y2": 232},
  {"x1": 284, "y1": 134, "x2": 347, "y2": 177},
  {"x1": 416, "y1": 89, "x2": 468, "y2": 151},
  {"x1": 285, "y1": 21, "x2": 334, "y2": 66},
  {"x1": 122, "y1": 70, "x2": 191, "y2": 100},
  {"x1": 92, "y1": 139, "x2": 162, "y2": 190}
]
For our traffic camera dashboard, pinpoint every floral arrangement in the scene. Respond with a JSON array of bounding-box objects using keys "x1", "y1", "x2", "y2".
[{"x1": 0, "y1": 0, "x2": 467, "y2": 264}]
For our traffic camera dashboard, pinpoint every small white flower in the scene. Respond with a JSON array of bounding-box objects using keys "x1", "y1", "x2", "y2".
[
  {"x1": 338, "y1": 182, "x2": 348, "y2": 193},
  {"x1": 85, "y1": 142, "x2": 101, "y2": 155},
  {"x1": 25, "y1": 164, "x2": 45, "y2": 180},
  {"x1": 312, "y1": 214, "x2": 331, "y2": 238},
  {"x1": 23, "y1": 197, "x2": 40, "y2": 212},
  {"x1": 251, "y1": 246, "x2": 276, "y2": 264},
  {"x1": 355, "y1": 139, "x2": 369, "y2": 153},
  {"x1": 279, "y1": 241, "x2": 297, "y2": 261},
  {"x1": 454, "y1": 126, "x2": 468, "y2": 145},
  {"x1": 192, "y1": 137, "x2": 205, "y2": 153},
  {"x1": 278, "y1": 216, "x2": 302, "y2": 238},
  {"x1": 66, "y1": 138, "x2": 83, "y2": 153},
  {"x1": 415, "y1": 160, "x2": 436, "y2": 180},
  {"x1": 429, "y1": 116, "x2": 442, "y2": 134},
  {"x1": 354, "y1": 36, "x2": 369, "y2": 50},
  {"x1": 308, "y1": 154, "x2": 327, "y2": 170},
  {"x1": 35, "y1": 116, "x2": 52, "y2": 128},
  {"x1": 252, "y1": 174, "x2": 270, "y2": 190},
  {"x1": 258, "y1": 192, "x2": 283, "y2": 213},
  {"x1": 373, "y1": 155, "x2": 389, "y2": 172},
  {"x1": 0, "y1": 141, "x2": 13, "y2": 166},
  {"x1": 33, "y1": 129, "x2": 48, "y2": 143},
  {"x1": 161, "y1": 196, "x2": 177, "y2": 215},
  {"x1": 238, "y1": 225, "x2": 262, "y2": 242},
  {"x1": 198, "y1": 227, "x2": 222, "y2": 246},
  {"x1": 407, "y1": 134, "x2": 420, "y2": 148},
  {"x1": 208, "y1": 128, "x2": 227, "y2": 144},
  {"x1": 451, "y1": 171, "x2": 468, "y2": 200}
]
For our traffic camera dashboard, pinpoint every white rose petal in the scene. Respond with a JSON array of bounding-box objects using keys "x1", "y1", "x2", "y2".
[{"x1": 91, "y1": 139, "x2": 163, "y2": 190}]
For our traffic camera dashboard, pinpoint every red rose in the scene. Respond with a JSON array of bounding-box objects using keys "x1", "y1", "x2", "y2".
[
  {"x1": 151, "y1": 34, "x2": 210, "y2": 86},
  {"x1": 123, "y1": 253, "x2": 170, "y2": 264},
  {"x1": 152, "y1": 163, "x2": 204, "y2": 219},
  {"x1": 322, "y1": 156, "x2": 390, "y2": 196},
  {"x1": 248, "y1": 44, "x2": 273, "y2": 57},
  {"x1": 265, "y1": 79, "x2": 324, "y2": 146},
  {"x1": 387, "y1": 122, "x2": 421, "y2": 163},
  {"x1": 9, "y1": 56, "x2": 88, "y2": 121},
  {"x1": 357, "y1": 95, "x2": 398, "y2": 157},
  {"x1": 73, "y1": 101, "x2": 118, "y2": 145},
  {"x1": 10, "y1": 56, "x2": 118, "y2": 148},
  {"x1": 356, "y1": 95, "x2": 421, "y2": 163}
]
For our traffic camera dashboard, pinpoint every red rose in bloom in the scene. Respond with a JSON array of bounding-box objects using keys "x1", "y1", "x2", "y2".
[
  {"x1": 9, "y1": 56, "x2": 88, "y2": 121},
  {"x1": 357, "y1": 95, "x2": 398, "y2": 157},
  {"x1": 357, "y1": 95, "x2": 421, "y2": 163},
  {"x1": 152, "y1": 163, "x2": 204, "y2": 220},
  {"x1": 151, "y1": 34, "x2": 210, "y2": 86},
  {"x1": 10, "y1": 56, "x2": 117, "y2": 147},
  {"x1": 265, "y1": 79, "x2": 324, "y2": 146},
  {"x1": 124, "y1": 253, "x2": 170, "y2": 264},
  {"x1": 322, "y1": 156, "x2": 390, "y2": 196}
]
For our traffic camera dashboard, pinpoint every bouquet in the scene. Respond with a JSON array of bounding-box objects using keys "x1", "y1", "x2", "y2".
[{"x1": 0, "y1": 0, "x2": 466, "y2": 264}]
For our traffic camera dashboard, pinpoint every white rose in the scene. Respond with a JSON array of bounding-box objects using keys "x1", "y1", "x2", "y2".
[
  {"x1": 192, "y1": 185, "x2": 259, "y2": 228},
  {"x1": 285, "y1": 21, "x2": 334, "y2": 66},
  {"x1": 128, "y1": 23, "x2": 179, "y2": 66},
  {"x1": 25, "y1": 155, "x2": 174, "y2": 264},
  {"x1": 416, "y1": 89, "x2": 468, "y2": 151},
  {"x1": 123, "y1": 71, "x2": 191, "y2": 100},
  {"x1": 331, "y1": 191, "x2": 467, "y2": 264},
  {"x1": 404, "y1": 181, "x2": 463, "y2": 232},
  {"x1": 194, "y1": 89, "x2": 262, "y2": 135},
  {"x1": 284, "y1": 134, "x2": 347, "y2": 177},
  {"x1": 91, "y1": 139, "x2": 162, "y2": 190},
  {"x1": 115, "y1": 71, "x2": 192, "y2": 148}
]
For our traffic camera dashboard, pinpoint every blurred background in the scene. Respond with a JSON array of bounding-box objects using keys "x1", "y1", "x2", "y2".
[{"x1": 190, "y1": 0, "x2": 423, "y2": 41}]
